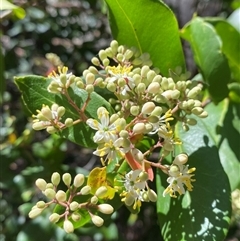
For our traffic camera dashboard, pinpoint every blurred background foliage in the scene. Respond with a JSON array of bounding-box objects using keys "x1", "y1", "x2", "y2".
[{"x1": 0, "y1": 0, "x2": 239, "y2": 240}]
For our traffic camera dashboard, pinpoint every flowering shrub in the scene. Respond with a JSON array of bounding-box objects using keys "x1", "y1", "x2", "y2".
[{"x1": 13, "y1": 0, "x2": 240, "y2": 240}]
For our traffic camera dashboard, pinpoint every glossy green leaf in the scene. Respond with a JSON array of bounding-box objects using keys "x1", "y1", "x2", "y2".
[
  {"x1": 105, "y1": 0, "x2": 185, "y2": 76},
  {"x1": 205, "y1": 18, "x2": 240, "y2": 82},
  {"x1": 156, "y1": 100, "x2": 235, "y2": 241},
  {"x1": 229, "y1": 82, "x2": 240, "y2": 103},
  {"x1": 181, "y1": 17, "x2": 231, "y2": 102},
  {"x1": 14, "y1": 75, "x2": 113, "y2": 148}
]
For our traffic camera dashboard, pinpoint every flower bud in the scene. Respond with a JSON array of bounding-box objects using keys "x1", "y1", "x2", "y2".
[
  {"x1": 130, "y1": 106, "x2": 140, "y2": 116},
  {"x1": 98, "y1": 204, "x2": 114, "y2": 214},
  {"x1": 41, "y1": 107, "x2": 53, "y2": 120},
  {"x1": 70, "y1": 201, "x2": 79, "y2": 211},
  {"x1": 29, "y1": 207, "x2": 43, "y2": 219},
  {"x1": 118, "y1": 78, "x2": 126, "y2": 87},
  {"x1": 147, "y1": 70, "x2": 156, "y2": 82},
  {"x1": 119, "y1": 130, "x2": 129, "y2": 138},
  {"x1": 95, "y1": 186, "x2": 108, "y2": 198},
  {"x1": 198, "y1": 110, "x2": 208, "y2": 118},
  {"x1": 124, "y1": 193, "x2": 135, "y2": 206},
  {"x1": 171, "y1": 89, "x2": 180, "y2": 99},
  {"x1": 88, "y1": 66, "x2": 98, "y2": 75},
  {"x1": 187, "y1": 86, "x2": 201, "y2": 99},
  {"x1": 91, "y1": 215, "x2": 104, "y2": 227},
  {"x1": 73, "y1": 174, "x2": 85, "y2": 188},
  {"x1": 191, "y1": 107, "x2": 204, "y2": 116},
  {"x1": 55, "y1": 190, "x2": 67, "y2": 202},
  {"x1": 107, "y1": 82, "x2": 117, "y2": 92},
  {"x1": 32, "y1": 122, "x2": 46, "y2": 130},
  {"x1": 139, "y1": 171, "x2": 148, "y2": 182},
  {"x1": 141, "y1": 65, "x2": 150, "y2": 77},
  {"x1": 137, "y1": 83, "x2": 146, "y2": 93},
  {"x1": 72, "y1": 213, "x2": 81, "y2": 222},
  {"x1": 105, "y1": 47, "x2": 114, "y2": 58},
  {"x1": 35, "y1": 178, "x2": 47, "y2": 191},
  {"x1": 64, "y1": 118, "x2": 73, "y2": 127},
  {"x1": 124, "y1": 49, "x2": 134, "y2": 60},
  {"x1": 80, "y1": 185, "x2": 91, "y2": 195},
  {"x1": 57, "y1": 106, "x2": 65, "y2": 118},
  {"x1": 132, "y1": 58, "x2": 142, "y2": 65},
  {"x1": 147, "y1": 189, "x2": 158, "y2": 202},
  {"x1": 76, "y1": 80, "x2": 84, "y2": 89},
  {"x1": 51, "y1": 172, "x2": 60, "y2": 186},
  {"x1": 147, "y1": 82, "x2": 161, "y2": 94},
  {"x1": 116, "y1": 53, "x2": 124, "y2": 61},
  {"x1": 60, "y1": 74, "x2": 67, "y2": 85},
  {"x1": 161, "y1": 77, "x2": 169, "y2": 90},
  {"x1": 62, "y1": 173, "x2": 72, "y2": 186},
  {"x1": 63, "y1": 220, "x2": 74, "y2": 233},
  {"x1": 169, "y1": 165, "x2": 180, "y2": 177},
  {"x1": 91, "y1": 195, "x2": 98, "y2": 204},
  {"x1": 141, "y1": 101, "x2": 155, "y2": 114},
  {"x1": 99, "y1": 50, "x2": 107, "y2": 61},
  {"x1": 173, "y1": 153, "x2": 188, "y2": 165},
  {"x1": 44, "y1": 188, "x2": 56, "y2": 199},
  {"x1": 186, "y1": 99, "x2": 195, "y2": 109},
  {"x1": 36, "y1": 201, "x2": 46, "y2": 208},
  {"x1": 186, "y1": 118, "x2": 197, "y2": 126},
  {"x1": 86, "y1": 84, "x2": 94, "y2": 93},
  {"x1": 151, "y1": 106, "x2": 163, "y2": 116},
  {"x1": 110, "y1": 40, "x2": 118, "y2": 54},
  {"x1": 131, "y1": 148, "x2": 144, "y2": 163},
  {"x1": 91, "y1": 57, "x2": 100, "y2": 66},
  {"x1": 133, "y1": 122, "x2": 146, "y2": 134},
  {"x1": 133, "y1": 74, "x2": 141, "y2": 85},
  {"x1": 148, "y1": 115, "x2": 159, "y2": 123},
  {"x1": 46, "y1": 183, "x2": 54, "y2": 189},
  {"x1": 145, "y1": 123, "x2": 153, "y2": 132},
  {"x1": 86, "y1": 73, "x2": 95, "y2": 85},
  {"x1": 49, "y1": 213, "x2": 60, "y2": 223},
  {"x1": 103, "y1": 58, "x2": 110, "y2": 67},
  {"x1": 46, "y1": 126, "x2": 57, "y2": 134}
]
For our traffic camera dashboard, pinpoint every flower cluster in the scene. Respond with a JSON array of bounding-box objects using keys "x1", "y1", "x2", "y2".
[
  {"x1": 163, "y1": 154, "x2": 196, "y2": 198},
  {"x1": 29, "y1": 40, "x2": 208, "y2": 232},
  {"x1": 29, "y1": 172, "x2": 114, "y2": 233}
]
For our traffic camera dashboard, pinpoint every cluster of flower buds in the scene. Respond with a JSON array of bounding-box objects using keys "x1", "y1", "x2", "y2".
[
  {"x1": 32, "y1": 104, "x2": 74, "y2": 133},
  {"x1": 163, "y1": 154, "x2": 196, "y2": 198},
  {"x1": 29, "y1": 172, "x2": 114, "y2": 233}
]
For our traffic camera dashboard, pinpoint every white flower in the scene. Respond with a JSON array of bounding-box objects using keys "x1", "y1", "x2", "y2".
[
  {"x1": 86, "y1": 107, "x2": 118, "y2": 143},
  {"x1": 124, "y1": 169, "x2": 146, "y2": 191}
]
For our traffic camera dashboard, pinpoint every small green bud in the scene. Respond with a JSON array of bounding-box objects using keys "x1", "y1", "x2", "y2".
[
  {"x1": 110, "y1": 40, "x2": 118, "y2": 54},
  {"x1": 130, "y1": 106, "x2": 140, "y2": 116},
  {"x1": 103, "y1": 58, "x2": 110, "y2": 67},
  {"x1": 107, "y1": 82, "x2": 117, "y2": 92},
  {"x1": 133, "y1": 122, "x2": 146, "y2": 134},
  {"x1": 118, "y1": 45, "x2": 124, "y2": 53},
  {"x1": 55, "y1": 190, "x2": 66, "y2": 202},
  {"x1": 118, "y1": 78, "x2": 126, "y2": 87},
  {"x1": 57, "y1": 106, "x2": 66, "y2": 118},
  {"x1": 124, "y1": 49, "x2": 133, "y2": 60},
  {"x1": 146, "y1": 70, "x2": 156, "y2": 82},
  {"x1": 171, "y1": 89, "x2": 180, "y2": 99},
  {"x1": 62, "y1": 173, "x2": 72, "y2": 186},
  {"x1": 49, "y1": 213, "x2": 60, "y2": 223},
  {"x1": 73, "y1": 174, "x2": 85, "y2": 188},
  {"x1": 91, "y1": 195, "x2": 98, "y2": 204},
  {"x1": 193, "y1": 100, "x2": 202, "y2": 107},
  {"x1": 151, "y1": 106, "x2": 163, "y2": 116},
  {"x1": 80, "y1": 185, "x2": 91, "y2": 195},
  {"x1": 71, "y1": 213, "x2": 81, "y2": 222},
  {"x1": 109, "y1": 113, "x2": 119, "y2": 124},
  {"x1": 76, "y1": 80, "x2": 85, "y2": 89},
  {"x1": 187, "y1": 99, "x2": 195, "y2": 109},
  {"x1": 152, "y1": 75, "x2": 162, "y2": 83},
  {"x1": 119, "y1": 130, "x2": 129, "y2": 138},
  {"x1": 182, "y1": 123, "x2": 189, "y2": 132},
  {"x1": 86, "y1": 84, "x2": 94, "y2": 93},
  {"x1": 147, "y1": 189, "x2": 157, "y2": 202},
  {"x1": 36, "y1": 201, "x2": 46, "y2": 209},
  {"x1": 147, "y1": 82, "x2": 161, "y2": 94},
  {"x1": 65, "y1": 118, "x2": 73, "y2": 127},
  {"x1": 98, "y1": 204, "x2": 114, "y2": 214},
  {"x1": 141, "y1": 65, "x2": 150, "y2": 77},
  {"x1": 60, "y1": 74, "x2": 67, "y2": 85},
  {"x1": 41, "y1": 107, "x2": 53, "y2": 120},
  {"x1": 132, "y1": 58, "x2": 142, "y2": 65},
  {"x1": 148, "y1": 115, "x2": 159, "y2": 123},
  {"x1": 169, "y1": 164, "x2": 180, "y2": 177},
  {"x1": 50, "y1": 172, "x2": 60, "y2": 185},
  {"x1": 198, "y1": 110, "x2": 208, "y2": 118},
  {"x1": 95, "y1": 186, "x2": 108, "y2": 198},
  {"x1": 91, "y1": 215, "x2": 104, "y2": 227},
  {"x1": 124, "y1": 193, "x2": 135, "y2": 206},
  {"x1": 46, "y1": 126, "x2": 57, "y2": 134},
  {"x1": 86, "y1": 73, "x2": 95, "y2": 85},
  {"x1": 35, "y1": 178, "x2": 47, "y2": 191},
  {"x1": 187, "y1": 86, "x2": 201, "y2": 99},
  {"x1": 105, "y1": 47, "x2": 114, "y2": 58},
  {"x1": 44, "y1": 188, "x2": 56, "y2": 199},
  {"x1": 99, "y1": 50, "x2": 107, "y2": 61},
  {"x1": 132, "y1": 148, "x2": 144, "y2": 163},
  {"x1": 88, "y1": 66, "x2": 98, "y2": 75},
  {"x1": 116, "y1": 53, "x2": 124, "y2": 62},
  {"x1": 136, "y1": 83, "x2": 146, "y2": 93},
  {"x1": 91, "y1": 57, "x2": 100, "y2": 66},
  {"x1": 29, "y1": 207, "x2": 43, "y2": 219},
  {"x1": 139, "y1": 171, "x2": 149, "y2": 182},
  {"x1": 46, "y1": 183, "x2": 54, "y2": 189},
  {"x1": 83, "y1": 69, "x2": 90, "y2": 78},
  {"x1": 161, "y1": 77, "x2": 169, "y2": 90},
  {"x1": 133, "y1": 74, "x2": 141, "y2": 85},
  {"x1": 70, "y1": 201, "x2": 79, "y2": 211},
  {"x1": 63, "y1": 220, "x2": 74, "y2": 233},
  {"x1": 32, "y1": 122, "x2": 46, "y2": 131},
  {"x1": 174, "y1": 153, "x2": 188, "y2": 165},
  {"x1": 191, "y1": 107, "x2": 204, "y2": 116},
  {"x1": 141, "y1": 101, "x2": 155, "y2": 114}
]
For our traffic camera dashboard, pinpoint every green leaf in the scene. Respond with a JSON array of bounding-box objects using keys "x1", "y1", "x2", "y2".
[
  {"x1": 156, "y1": 100, "x2": 235, "y2": 241},
  {"x1": 1, "y1": 0, "x2": 26, "y2": 19},
  {"x1": 181, "y1": 17, "x2": 231, "y2": 102},
  {"x1": 14, "y1": 75, "x2": 113, "y2": 148},
  {"x1": 105, "y1": 0, "x2": 185, "y2": 76},
  {"x1": 204, "y1": 18, "x2": 240, "y2": 82}
]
